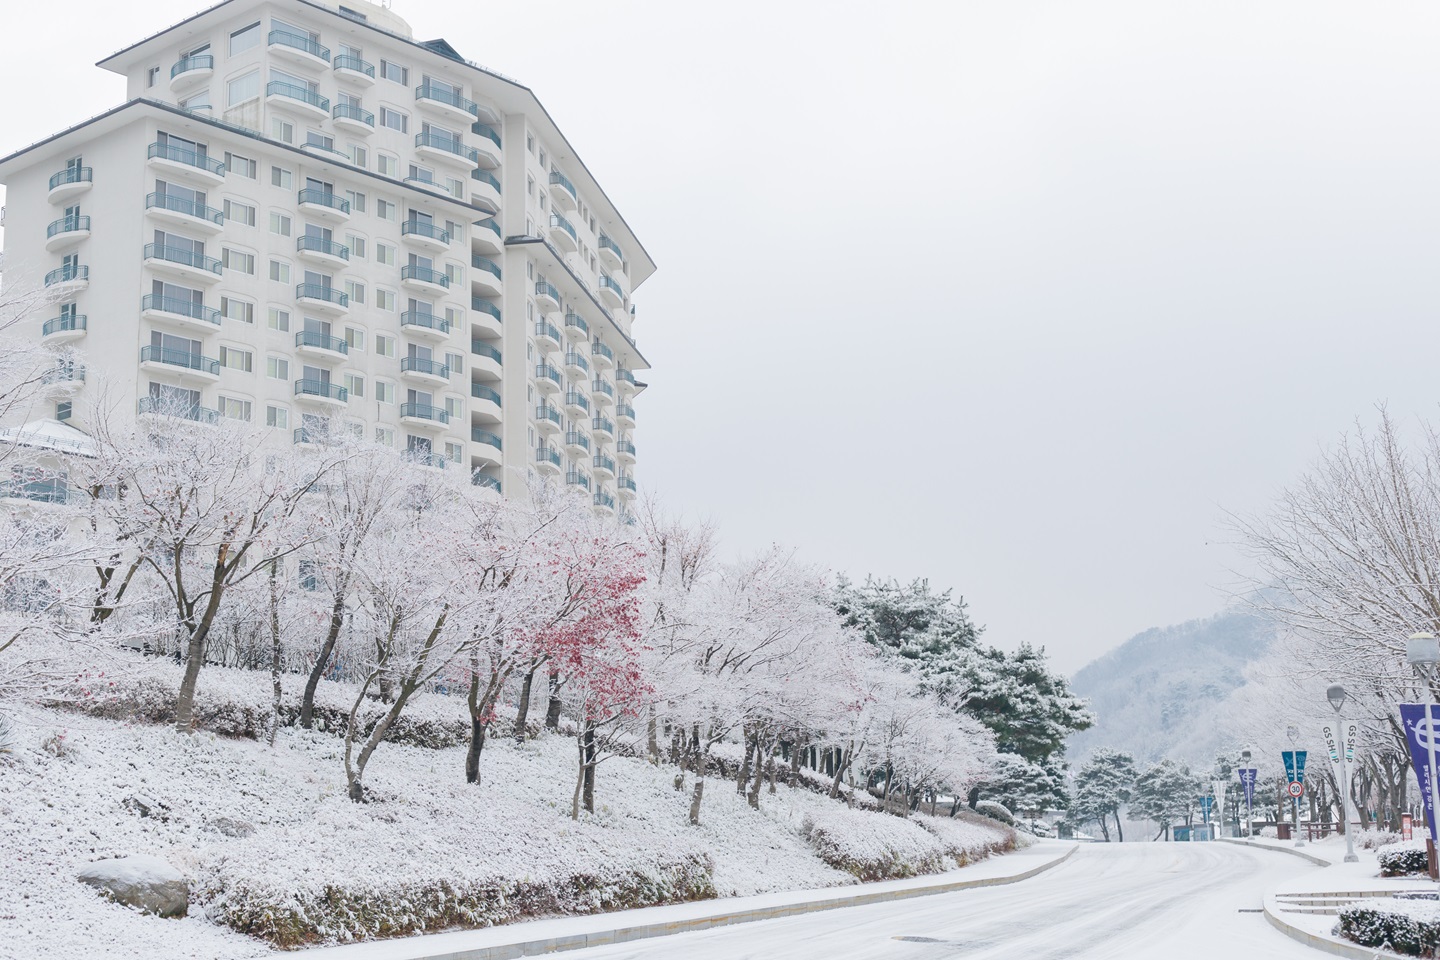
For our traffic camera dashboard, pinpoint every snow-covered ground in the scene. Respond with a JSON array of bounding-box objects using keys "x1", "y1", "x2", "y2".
[{"x1": 0, "y1": 674, "x2": 1017, "y2": 960}]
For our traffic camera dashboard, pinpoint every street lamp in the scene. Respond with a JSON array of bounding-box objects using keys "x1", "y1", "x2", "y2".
[
  {"x1": 1241, "y1": 749, "x2": 1254, "y2": 837},
  {"x1": 1327, "y1": 685, "x2": 1359, "y2": 863},
  {"x1": 1408, "y1": 632, "x2": 1440, "y2": 880},
  {"x1": 1287, "y1": 725, "x2": 1305, "y2": 847}
]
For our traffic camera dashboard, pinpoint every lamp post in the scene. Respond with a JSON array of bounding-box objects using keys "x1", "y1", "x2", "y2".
[
  {"x1": 1407, "y1": 632, "x2": 1440, "y2": 881},
  {"x1": 1287, "y1": 725, "x2": 1305, "y2": 847},
  {"x1": 1327, "y1": 685, "x2": 1360, "y2": 863},
  {"x1": 1241, "y1": 749, "x2": 1254, "y2": 838}
]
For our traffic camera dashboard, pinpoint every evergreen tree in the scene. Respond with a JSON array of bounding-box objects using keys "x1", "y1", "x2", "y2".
[
  {"x1": 1129, "y1": 759, "x2": 1201, "y2": 840},
  {"x1": 1071, "y1": 749, "x2": 1137, "y2": 841}
]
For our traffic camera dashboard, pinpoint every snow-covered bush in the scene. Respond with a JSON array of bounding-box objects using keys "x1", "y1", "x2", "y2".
[
  {"x1": 1380, "y1": 842, "x2": 1431, "y2": 877},
  {"x1": 974, "y1": 800, "x2": 1015, "y2": 826},
  {"x1": 801, "y1": 808, "x2": 951, "y2": 880},
  {"x1": 916, "y1": 810, "x2": 1017, "y2": 864},
  {"x1": 1258, "y1": 826, "x2": 1278, "y2": 839},
  {"x1": 1338, "y1": 898, "x2": 1440, "y2": 956},
  {"x1": 1356, "y1": 829, "x2": 1403, "y2": 851}
]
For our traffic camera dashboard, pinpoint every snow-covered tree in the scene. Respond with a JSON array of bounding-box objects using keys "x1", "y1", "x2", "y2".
[
  {"x1": 1129, "y1": 759, "x2": 1202, "y2": 840},
  {"x1": 1070, "y1": 749, "x2": 1137, "y2": 841}
]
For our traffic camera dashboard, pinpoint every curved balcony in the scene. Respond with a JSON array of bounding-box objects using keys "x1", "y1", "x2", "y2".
[
  {"x1": 401, "y1": 219, "x2": 450, "y2": 252},
  {"x1": 415, "y1": 131, "x2": 478, "y2": 168},
  {"x1": 593, "y1": 490, "x2": 616, "y2": 512},
  {"x1": 471, "y1": 168, "x2": 501, "y2": 212},
  {"x1": 44, "y1": 263, "x2": 89, "y2": 294},
  {"x1": 616, "y1": 367, "x2": 638, "y2": 395},
  {"x1": 145, "y1": 192, "x2": 224, "y2": 232},
  {"x1": 169, "y1": 54, "x2": 213, "y2": 89},
  {"x1": 563, "y1": 351, "x2": 590, "y2": 378},
  {"x1": 294, "y1": 378, "x2": 348, "y2": 407},
  {"x1": 334, "y1": 54, "x2": 375, "y2": 85},
  {"x1": 42, "y1": 363, "x2": 85, "y2": 394},
  {"x1": 471, "y1": 255, "x2": 502, "y2": 298},
  {"x1": 591, "y1": 415, "x2": 614, "y2": 440},
  {"x1": 41, "y1": 314, "x2": 87, "y2": 342},
  {"x1": 533, "y1": 320, "x2": 561, "y2": 353},
  {"x1": 301, "y1": 142, "x2": 352, "y2": 166},
  {"x1": 471, "y1": 339, "x2": 502, "y2": 379},
  {"x1": 269, "y1": 30, "x2": 330, "y2": 68},
  {"x1": 616, "y1": 439, "x2": 637, "y2": 463},
  {"x1": 297, "y1": 188, "x2": 351, "y2": 222},
  {"x1": 471, "y1": 297, "x2": 502, "y2": 338},
  {"x1": 472, "y1": 217, "x2": 503, "y2": 255},
  {"x1": 404, "y1": 173, "x2": 449, "y2": 197},
  {"x1": 534, "y1": 280, "x2": 561, "y2": 312},
  {"x1": 400, "y1": 356, "x2": 449, "y2": 386},
  {"x1": 564, "y1": 390, "x2": 590, "y2": 417},
  {"x1": 618, "y1": 475, "x2": 637, "y2": 498},
  {"x1": 144, "y1": 243, "x2": 222, "y2": 283},
  {"x1": 266, "y1": 80, "x2": 329, "y2": 120},
  {"x1": 400, "y1": 311, "x2": 452, "y2": 340},
  {"x1": 471, "y1": 383, "x2": 502, "y2": 422},
  {"x1": 590, "y1": 341, "x2": 615, "y2": 369},
  {"x1": 534, "y1": 446, "x2": 562, "y2": 475},
  {"x1": 471, "y1": 429, "x2": 502, "y2": 466},
  {"x1": 534, "y1": 404, "x2": 562, "y2": 434},
  {"x1": 400, "y1": 264, "x2": 450, "y2": 294},
  {"x1": 473, "y1": 472, "x2": 502, "y2": 493},
  {"x1": 48, "y1": 166, "x2": 92, "y2": 203},
  {"x1": 471, "y1": 123, "x2": 502, "y2": 168},
  {"x1": 406, "y1": 451, "x2": 449, "y2": 470},
  {"x1": 599, "y1": 273, "x2": 625, "y2": 308},
  {"x1": 592, "y1": 454, "x2": 616, "y2": 479},
  {"x1": 332, "y1": 102, "x2": 375, "y2": 135},
  {"x1": 534, "y1": 363, "x2": 563, "y2": 394},
  {"x1": 415, "y1": 82, "x2": 480, "y2": 123},
  {"x1": 295, "y1": 329, "x2": 349, "y2": 360},
  {"x1": 591, "y1": 378, "x2": 615, "y2": 405},
  {"x1": 399, "y1": 401, "x2": 450, "y2": 428},
  {"x1": 44, "y1": 215, "x2": 90, "y2": 252},
  {"x1": 147, "y1": 141, "x2": 225, "y2": 184},
  {"x1": 139, "y1": 344, "x2": 219, "y2": 381},
  {"x1": 564, "y1": 431, "x2": 591, "y2": 457},
  {"x1": 598, "y1": 233, "x2": 625, "y2": 270},
  {"x1": 296, "y1": 235, "x2": 350, "y2": 267},
  {"x1": 548, "y1": 214, "x2": 578, "y2": 253},
  {"x1": 293, "y1": 425, "x2": 336, "y2": 446},
  {"x1": 615, "y1": 403, "x2": 636, "y2": 428},
  {"x1": 137, "y1": 396, "x2": 218, "y2": 424},
  {"x1": 141, "y1": 293, "x2": 220, "y2": 332},
  {"x1": 563, "y1": 313, "x2": 589, "y2": 341},
  {"x1": 566, "y1": 470, "x2": 591, "y2": 492},
  {"x1": 295, "y1": 283, "x2": 349, "y2": 315},
  {"x1": 548, "y1": 171, "x2": 577, "y2": 211}
]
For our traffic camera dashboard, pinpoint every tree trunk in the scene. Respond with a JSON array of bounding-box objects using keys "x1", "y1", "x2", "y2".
[
  {"x1": 966, "y1": 786, "x2": 981, "y2": 809},
  {"x1": 647, "y1": 706, "x2": 659, "y2": 765},
  {"x1": 1097, "y1": 816, "x2": 1111, "y2": 842},
  {"x1": 788, "y1": 737, "x2": 803, "y2": 787},
  {"x1": 300, "y1": 588, "x2": 347, "y2": 729},
  {"x1": 1114, "y1": 810, "x2": 1124, "y2": 842},
  {"x1": 513, "y1": 664, "x2": 538, "y2": 742},
  {"x1": 465, "y1": 713, "x2": 487, "y2": 784},
  {"x1": 736, "y1": 729, "x2": 754, "y2": 795},
  {"x1": 571, "y1": 736, "x2": 585, "y2": 821},
  {"x1": 267, "y1": 562, "x2": 282, "y2": 747},
  {"x1": 545, "y1": 670, "x2": 563, "y2": 729},
  {"x1": 582, "y1": 723, "x2": 597, "y2": 814},
  {"x1": 747, "y1": 740, "x2": 765, "y2": 809},
  {"x1": 766, "y1": 743, "x2": 777, "y2": 795},
  {"x1": 689, "y1": 775, "x2": 705, "y2": 826},
  {"x1": 828, "y1": 744, "x2": 852, "y2": 800}
]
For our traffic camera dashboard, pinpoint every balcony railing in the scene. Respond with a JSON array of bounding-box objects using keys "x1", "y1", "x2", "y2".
[
  {"x1": 564, "y1": 313, "x2": 589, "y2": 337},
  {"x1": 536, "y1": 364, "x2": 562, "y2": 387},
  {"x1": 416, "y1": 82, "x2": 480, "y2": 118},
  {"x1": 592, "y1": 379, "x2": 615, "y2": 399},
  {"x1": 599, "y1": 234, "x2": 624, "y2": 262},
  {"x1": 295, "y1": 283, "x2": 348, "y2": 307},
  {"x1": 297, "y1": 235, "x2": 350, "y2": 260},
  {"x1": 147, "y1": 141, "x2": 225, "y2": 175},
  {"x1": 476, "y1": 218, "x2": 501, "y2": 239},
  {"x1": 42, "y1": 363, "x2": 85, "y2": 385},
  {"x1": 592, "y1": 416, "x2": 614, "y2": 436},
  {"x1": 549, "y1": 171, "x2": 576, "y2": 200},
  {"x1": 0, "y1": 474, "x2": 71, "y2": 504},
  {"x1": 140, "y1": 344, "x2": 219, "y2": 375},
  {"x1": 415, "y1": 131, "x2": 476, "y2": 163},
  {"x1": 44, "y1": 264, "x2": 88, "y2": 287},
  {"x1": 46, "y1": 215, "x2": 90, "y2": 238},
  {"x1": 473, "y1": 473, "x2": 501, "y2": 492},
  {"x1": 473, "y1": 123, "x2": 502, "y2": 148},
  {"x1": 593, "y1": 454, "x2": 617, "y2": 475},
  {"x1": 141, "y1": 293, "x2": 220, "y2": 325},
  {"x1": 618, "y1": 475, "x2": 637, "y2": 493},
  {"x1": 400, "y1": 402, "x2": 450, "y2": 423},
  {"x1": 401, "y1": 356, "x2": 449, "y2": 378},
  {"x1": 144, "y1": 243, "x2": 222, "y2": 275},
  {"x1": 565, "y1": 431, "x2": 591, "y2": 453},
  {"x1": 534, "y1": 320, "x2": 560, "y2": 342},
  {"x1": 294, "y1": 426, "x2": 335, "y2": 445},
  {"x1": 295, "y1": 330, "x2": 348, "y2": 354},
  {"x1": 616, "y1": 403, "x2": 636, "y2": 422},
  {"x1": 137, "y1": 396, "x2": 218, "y2": 423},
  {"x1": 401, "y1": 312, "x2": 451, "y2": 335},
  {"x1": 564, "y1": 352, "x2": 590, "y2": 374},
  {"x1": 42, "y1": 315, "x2": 86, "y2": 336},
  {"x1": 593, "y1": 491, "x2": 616, "y2": 510},
  {"x1": 471, "y1": 255, "x2": 501, "y2": 279},
  {"x1": 401, "y1": 264, "x2": 449, "y2": 288},
  {"x1": 332, "y1": 102, "x2": 375, "y2": 127},
  {"x1": 617, "y1": 439, "x2": 637, "y2": 457},
  {"x1": 472, "y1": 428, "x2": 502, "y2": 449},
  {"x1": 268, "y1": 80, "x2": 329, "y2": 112},
  {"x1": 471, "y1": 383, "x2": 502, "y2": 406},
  {"x1": 616, "y1": 368, "x2": 637, "y2": 386},
  {"x1": 564, "y1": 391, "x2": 591, "y2": 412},
  {"x1": 536, "y1": 447, "x2": 562, "y2": 468},
  {"x1": 295, "y1": 378, "x2": 347, "y2": 402},
  {"x1": 535, "y1": 405, "x2": 562, "y2": 427},
  {"x1": 405, "y1": 450, "x2": 449, "y2": 469},
  {"x1": 471, "y1": 298, "x2": 502, "y2": 321},
  {"x1": 401, "y1": 219, "x2": 450, "y2": 244},
  {"x1": 471, "y1": 340, "x2": 502, "y2": 363},
  {"x1": 535, "y1": 280, "x2": 561, "y2": 302},
  {"x1": 170, "y1": 53, "x2": 213, "y2": 79},
  {"x1": 298, "y1": 188, "x2": 351, "y2": 215},
  {"x1": 549, "y1": 214, "x2": 577, "y2": 243},
  {"x1": 566, "y1": 471, "x2": 591, "y2": 491},
  {"x1": 334, "y1": 54, "x2": 374, "y2": 77},
  {"x1": 591, "y1": 341, "x2": 614, "y2": 363},
  {"x1": 269, "y1": 30, "x2": 330, "y2": 61},
  {"x1": 146, "y1": 192, "x2": 223, "y2": 225},
  {"x1": 472, "y1": 169, "x2": 501, "y2": 191},
  {"x1": 600, "y1": 274, "x2": 625, "y2": 298},
  {"x1": 49, "y1": 166, "x2": 92, "y2": 191}
]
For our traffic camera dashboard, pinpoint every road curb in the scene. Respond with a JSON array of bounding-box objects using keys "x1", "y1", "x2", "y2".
[
  {"x1": 302, "y1": 843, "x2": 1079, "y2": 960},
  {"x1": 1218, "y1": 837, "x2": 1334, "y2": 867},
  {"x1": 1262, "y1": 896, "x2": 1404, "y2": 960}
]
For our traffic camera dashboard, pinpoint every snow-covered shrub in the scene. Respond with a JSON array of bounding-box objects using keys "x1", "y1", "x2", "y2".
[
  {"x1": 974, "y1": 800, "x2": 1015, "y2": 826},
  {"x1": 800, "y1": 808, "x2": 950, "y2": 881},
  {"x1": 1258, "y1": 826, "x2": 1278, "y2": 839},
  {"x1": 915, "y1": 810, "x2": 1016, "y2": 865},
  {"x1": 1380, "y1": 842, "x2": 1431, "y2": 877},
  {"x1": 1338, "y1": 898, "x2": 1440, "y2": 956},
  {"x1": 1356, "y1": 829, "x2": 1403, "y2": 851}
]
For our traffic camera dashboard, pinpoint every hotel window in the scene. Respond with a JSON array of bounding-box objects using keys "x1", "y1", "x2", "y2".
[
  {"x1": 346, "y1": 189, "x2": 367, "y2": 213},
  {"x1": 271, "y1": 118, "x2": 295, "y2": 143},
  {"x1": 222, "y1": 248, "x2": 255, "y2": 274},
  {"x1": 375, "y1": 426, "x2": 395, "y2": 447},
  {"x1": 229, "y1": 21, "x2": 261, "y2": 55},
  {"x1": 375, "y1": 335, "x2": 395, "y2": 358},
  {"x1": 220, "y1": 297, "x2": 254, "y2": 324},
  {"x1": 266, "y1": 356, "x2": 289, "y2": 380},
  {"x1": 376, "y1": 380, "x2": 395, "y2": 403},
  {"x1": 218, "y1": 396, "x2": 253, "y2": 421},
  {"x1": 268, "y1": 307, "x2": 290, "y2": 332},
  {"x1": 265, "y1": 405, "x2": 289, "y2": 429},
  {"x1": 225, "y1": 153, "x2": 257, "y2": 179},
  {"x1": 345, "y1": 327, "x2": 366, "y2": 351},
  {"x1": 343, "y1": 373, "x2": 365, "y2": 398},
  {"x1": 269, "y1": 260, "x2": 291, "y2": 283},
  {"x1": 227, "y1": 70, "x2": 260, "y2": 107},
  {"x1": 219, "y1": 346, "x2": 253, "y2": 372},
  {"x1": 347, "y1": 234, "x2": 366, "y2": 259},
  {"x1": 269, "y1": 212, "x2": 292, "y2": 236},
  {"x1": 380, "y1": 107, "x2": 408, "y2": 133},
  {"x1": 380, "y1": 60, "x2": 408, "y2": 84},
  {"x1": 223, "y1": 199, "x2": 256, "y2": 226}
]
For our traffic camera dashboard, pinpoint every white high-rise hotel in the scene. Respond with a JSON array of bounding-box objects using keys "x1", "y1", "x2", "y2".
[{"x1": 0, "y1": 0, "x2": 652, "y2": 511}]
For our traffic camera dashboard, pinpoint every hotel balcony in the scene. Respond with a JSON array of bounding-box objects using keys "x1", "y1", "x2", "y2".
[
  {"x1": 42, "y1": 362, "x2": 85, "y2": 395},
  {"x1": 472, "y1": 217, "x2": 503, "y2": 255},
  {"x1": 297, "y1": 188, "x2": 352, "y2": 222},
  {"x1": 471, "y1": 169, "x2": 501, "y2": 212},
  {"x1": 563, "y1": 312, "x2": 589, "y2": 341},
  {"x1": 334, "y1": 54, "x2": 375, "y2": 85},
  {"x1": 44, "y1": 215, "x2": 90, "y2": 252},
  {"x1": 472, "y1": 472, "x2": 501, "y2": 494},
  {"x1": 400, "y1": 356, "x2": 449, "y2": 387},
  {"x1": 44, "y1": 263, "x2": 89, "y2": 295},
  {"x1": 294, "y1": 378, "x2": 348, "y2": 408},
  {"x1": 268, "y1": 29, "x2": 330, "y2": 69},
  {"x1": 145, "y1": 192, "x2": 224, "y2": 233},
  {"x1": 566, "y1": 470, "x2": 591, "y2": 492},
  {"x1": 471, "y1": 122, "x2": 502, "y2": 168},
  {"x1": 591, "y1": 378, "x2": 615, "y2": 406},
  {"x1": 415, "y1": 131, "x2": 479, "y2": 169},
  {"x1": 296, "y1": 235, "x2": 350, "y2": 268},
  {"x1": 471, "y1": 428, "x2": 502, "y2": 465},
  {"x1": 599, "y1": 273, "x2": 625, "y2": 308},
  {"x1": 41, "y1": 314, "x2": 86, "y2": 342},
  {"x1": 563, "y1": 390, "x2": 590, "y2": 418},
  {"x1": 616, "y1": 367, "x2": 638, "y2": 395},
  {"x1": 563, "y1": 351, "x2": 590, "y2": 378},
  {"x1": 415, "y1": 82, "x2": 481, "y2": 124},
  {"x1": 591, "y1": 454, "x2": 616, "y2": 479},
  {"x1": 534, "y1": 363, "x2": 563, "y2": 395},
  {"x1": 593, "y1": 490, "x2": 616, "y2": 513},
  {"x1": 471, "y1": 255, "x2": 502, "y2": 298},
  {"x1": 295, "y1": 283, "x2": 349, "y2": 315},
  {"x1": 139, "y1": 344, "x2": 219, "y2": 382},
  {"x1": 535, "y1": 446, "x2": 562, "y2": 475},
  {"x1": 401, "y1": 219, "x2": 450, "y2": 252},
  {"x1": 616, "y1": 439, "x2": 637, "y2": 464},
  {"x1": 332, "y1": 102, "x2": 375, "y2": 135},
  {"x1": 141, "y1": 293, "x2": 220, "y2": 333},
  {"x1": 533, "y1": 320, "x2": 561, "y2": 353},
  {"x1": 137, "y1": 396, "x2": 217, "y2": 424},
  {"x1": 400, "y1": 311, "x2": 452, "y2": 341},
  {"x1": 598, "y1": 234, "x2": 624, "y2": 270},
  {"x1": 548, "y1": 213, "x2": 578, "y2": 253},
  {"x1": 471, "y1": 340, "x2": 502, "y2": 379},
  {"x1": 534, "y1": 280, "x2": 561, "y2": 312},
  {"x1": 618, "y1": 475, "x2": 638, "y2": 498},
  {"x1": 548, "y1": 171, "x2": 577, "y2": 211},
  {"x1": 590, "y1": 341, "x2": 615, "y2": 369},
  {"x1": 615, "y1": 403, "x2": 636, "y2": 428},
  {"x1": 146, "y1": 141, "x2": 225, "y2": 185},
  {"x1": 169, "y1": 53, "x2": 213, "y2": 90},
  {"x1": 591, "y1": 415, "x2": 614, "y2": 441},
  {"x1": 143, "y1": 243, "x2": 222, "y2": 284},
  {"x1": 400, "y1": 402, "x2": 451, "y2": 429},
  {"x1": 47, "y1": 165, "x2": 92, "y2": 203},
  {"x1": 400, "y1": 264, "x2": 450, "y2": 295},
  {"x1": 294, "y1": 329, "x2": 349, "y2": 360},
  {"x1": 471, "y1": 297, "x2": 502, "y2": 338},
  {"x1": 471, "y1": 383, "x2": 502, "y2": 422},
  {"x1": 266, "y1": 80, "x2": 329, "y2": 121},
  {"x1": 535, "y1": 403, "x2": 562, "y2": 434},
  {"x1": 564, "y1": 430, "x2": 591, "y2": 458}
]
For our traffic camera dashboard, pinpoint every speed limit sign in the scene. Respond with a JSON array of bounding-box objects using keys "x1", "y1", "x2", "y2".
[{"x1": 1287, "y1": 781, "x2": 1305, "y2": 798}]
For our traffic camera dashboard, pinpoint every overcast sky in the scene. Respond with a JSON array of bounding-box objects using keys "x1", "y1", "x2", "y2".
[{"x1": 3, "y1": 0, "x2": 1437, "y2": 673}]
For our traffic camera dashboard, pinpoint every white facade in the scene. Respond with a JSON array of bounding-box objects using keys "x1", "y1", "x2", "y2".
[{"x1": 0, "y1": 0, "x2": 651, "y2": 511}]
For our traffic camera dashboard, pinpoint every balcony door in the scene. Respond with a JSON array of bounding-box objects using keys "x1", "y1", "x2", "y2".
[
  {"x1": 155, "y1": 229, "x2": 204, "y2": 258},
  {"x1": 302, "y1": 364, "x2": 330, "y2": 386},
  {"x1": 150, "y1": 330, "x2": 202, "y2": 362}
]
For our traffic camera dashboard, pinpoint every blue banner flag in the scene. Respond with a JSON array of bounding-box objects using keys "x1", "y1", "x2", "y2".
[
  {"x1": 1399, "y1": 704, "x2": 1440, "y2": 837},
  {"x1": 1199, "y1": 795, "x2": 1214, "y2": 823},
  {"x1": 1237, "y1": 768, "x2": 1257, "y2": 808},
  {"x1": 1282, "y1": 750, "x2": 1307, "y2": 784}
]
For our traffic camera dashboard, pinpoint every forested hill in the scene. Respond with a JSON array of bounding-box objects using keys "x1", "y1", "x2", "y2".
[{"x1": 1065, "y1": 611, "x2": 1276, "y2": 767}]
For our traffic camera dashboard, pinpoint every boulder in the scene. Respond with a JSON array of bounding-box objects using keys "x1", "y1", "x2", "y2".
[
  {"x1": 76, "y1": 855, "x2": 189, "y2": 917},
  {"x1": 202, "y1": 817, "x2": 254, "y2": 839}
]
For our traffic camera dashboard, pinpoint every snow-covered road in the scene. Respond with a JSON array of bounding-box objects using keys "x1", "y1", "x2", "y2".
[{"x1": 559, "y1": 842, "x2": 1325, "y2": 959}]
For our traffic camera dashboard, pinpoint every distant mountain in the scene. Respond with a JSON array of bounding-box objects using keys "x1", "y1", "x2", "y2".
[{"x1": 1065, "y1": 611, "x2": 1276, "y2": 768}]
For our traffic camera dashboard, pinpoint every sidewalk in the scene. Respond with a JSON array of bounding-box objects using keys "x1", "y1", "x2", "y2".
[{"x1": 299, "y1": 839, "x2": 1078, "y2": 960}]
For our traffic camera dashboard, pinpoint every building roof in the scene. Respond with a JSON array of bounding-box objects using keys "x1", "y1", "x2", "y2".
[{"x1": 0, "y1": 418, "x2": 97, "y2": 457}]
